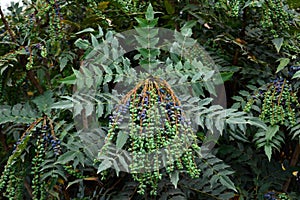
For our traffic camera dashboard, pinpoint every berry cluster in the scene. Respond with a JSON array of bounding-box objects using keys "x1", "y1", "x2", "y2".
[
  {"x1": 0, "y1": 128, "x2": 33, "y2": 199},
  {"x1": 43, "y1": 0, "x2": 64, "y2": 44},
  {"x1": 64, "y1": 165, "x2": 86, "y2": 179},
  {"x1": 12, "y1": 130, "x2": 31, "y2": 154},
  {"x1": 31, "y1": 132, "x2": 47, "y2": 200},
  {"x1": 0, "y1": 116, "x2": 62, "y2": 199},
  {"x1": 98, "y1": 76, "x2": 200, "y2": 195},
  {"x1": 264, "y1": 191, "x2": 290, "y2": 200},
  {"x1": 0, "y1": 157, "x2": 20, "y2": 199},
  {"x1": 264, "y1": 191, "x2": 276, "y2": 200},
  {"x1": 244, "y1": 77, "x2": 299, "y2": 126},
  {"x1": 260, "y1": 0, "x2": 291, "y2": 36},
  {"x1": 53, "y1": 1, "x2": 61, "y2": 18},
  {"x1": 40, "y1": 125, "x2": 62, "y2": 156}
]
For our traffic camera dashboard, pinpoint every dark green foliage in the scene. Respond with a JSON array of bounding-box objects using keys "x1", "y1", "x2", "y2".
[{"x1": 0, "y1": 0, "x2": 300, "y2": 199}]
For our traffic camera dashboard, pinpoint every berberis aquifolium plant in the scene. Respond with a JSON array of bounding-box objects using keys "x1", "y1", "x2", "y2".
[
  {"x1": 1, "y1": 1, "x2": 299, "y2": 199},
  {"x1": 85, "y1": 4, "x2": 262, "y2": 199}
]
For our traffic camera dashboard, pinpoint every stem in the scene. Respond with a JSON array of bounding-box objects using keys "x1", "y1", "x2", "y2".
[
  {"x1": 0, "y1": 7, "x2": 17, "y2": 43},
  {"x1": 0, "y1": 126, "x2": 8, "y2": 151},
  {"x1": 277, "y1": 79, "x2": 286, "y2": 106},
  {"x1": 282, "y1": 143, "x2": 300, "y2": 192},
  {"x1": 24, "y1": 179, "x2": 33, "y2": 198},
  {"x1": 26, "y1": 70, "x2": 44, "y2": 94}
]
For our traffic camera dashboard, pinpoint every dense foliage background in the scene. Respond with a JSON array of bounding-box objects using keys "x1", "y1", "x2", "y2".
[{"x1": 0, "y1": 0, "x2": 300, "y2": 199}]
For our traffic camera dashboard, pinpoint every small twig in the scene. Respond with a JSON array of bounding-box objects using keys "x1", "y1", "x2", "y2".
[
  {"x1": 0, "y1": 6, "x2": 16, "y2": 43},
  {"x1": 103, "y1": 174, "x2": 125, "y2": 196},
  {"x1": 24, "y1": 179, "x2": 33, "y2": 198},
  {"x1": 26, "y1": 70, "x2": 44, "y2": 94},
  {"x1": 0, "y1": 126, "x2": 8, "y2": 151}
]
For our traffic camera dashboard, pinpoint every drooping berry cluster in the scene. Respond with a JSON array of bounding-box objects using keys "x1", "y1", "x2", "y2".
[
  {"x1": 98, "y1": 76, "x2": 201, "y2": 195},
  {"x1": 31, "y1": 130, "x2": 47, "y2": 200},
  {"x1": 48, "y1": 0, "x2": 64, "y2": 41},
  {"x1": 0, "y1": 120, "x2": 37, "y2": 199},
  {"x1": 263, "y1": 191, "x2": 277, "y2": 200},
  {"x1": 0, "y1": 116, "x2": 62, "y2": 199},
  {"x1": 244, "y1": 77, "x2": 299, "y2": 126},
  {"x1": 0, "y1": 157, "x2": 20, "y2": 199},
  {"x1": 40, "y1": 124, "x2": 62, "y2": 156}
]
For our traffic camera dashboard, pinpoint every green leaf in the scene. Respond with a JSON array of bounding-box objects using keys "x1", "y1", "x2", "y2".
[
  {"x1": 76, "y1": 27, "x2": 95, "y2": 35},
  {"x1": 265, "y1": 125, "x2": 279, "y2": 141},
  {"x1": 96, "y1": 102, "x2": 104, "y2": 118},
  {"x1": 182, "y1": 20, "x2": 197, "y2": 29},
  {"x1": 247, "y1": 118, "x2": 267, "y2": 130},
  {"x1": 59, "y1": 57, "x2": 69, "y2": 71},
  {"x1": 170, "y1": 170, "x2": 179, "y2": 188},
  {"x1": 97, "y1": 160, "x2": 112, "y2": 173},
  {"x1": 272, "y1": 37, "x2": 284, "y2": 53},
  {"x1": 219, "y1": 175, "x2": 237, "y2": 192},
  {"x1": 8, "y1": 133, "x2": 32, "y2": 163},
  {"x1": 59, "y1": 74, "x2": 76, "y2": 85},
  {"x1": 91, "y1": 34, "x2": 99, "y2": 48},
  {"x1": 32, "y1": 91, "x2": 54, "y2": 115},
  {"x1": 116, "y1": 131, "x2": 128, "y2": 149},
  {"x1": 67, "y1": 179, "x2": 83, "y2": 189},
  {"x1": 242, "y1": 0, "x2": 255, "y2": 9},
  {"x1": 146, "y1": 4, "x2": 154, "y2": 20},
  {"x1": 51, "y1": 100, "x2": 73, "y2": 110},
  {"x1": 56, "y1": 151, "x2": 77, "y2": 164},
  {"x1": 191, "y1": 72, "x2": 203, "y2": 82},
  {"x1": 117, "y1": 154, "x2": 129, "y2": 172},
  {"x1": 0, "y1": 65, "x2": 9, "y2": 75},
  {"x1": 74, "y1": 38, "x2": 90, "y2": 50},
  {"x1": 164, "y1": 0, "x2": 175, "y2": 14},
  {"x1": 220, "y1": 72, "x2": 234, "y2": 82},
  {"x1": 96, "y1": 25, "x2": 104, "y2": 38},
  {"x1": 292, "y1": 71, "x2": 300, "y2": 79},
  {"x1": 264, "y1": 144, "x2": 272, "y2": 161},
  {"x1": 276, "y1": 58, "x2": 290, "y2": 73},
  {"x1": 135, "y1": 17, "x2": 149, "y2": 27}
]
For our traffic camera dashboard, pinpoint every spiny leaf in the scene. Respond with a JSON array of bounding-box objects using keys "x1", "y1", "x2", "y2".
[
  {"x1": 292, "y1": 71, "x2": 300, "y2": 79},
  {"x1": 276, "y1": 58, "x2": 290, "y2": 73},
  {"x1": 170, "y1": 171, "x2": 179, "y2": 188},
  {"x1": 97, "y1": 160, "x2": 112, "y2": 173},
  {"x1": 264, "y1": 144, "x2": 272, "y2": 161},
  {"x1": 272, "y1": 37, "x2": 284, "y2": 53},
  {"x1": 146, "y1": 4, "x2": 154, "y2": 20},
  {"x1": 219, "y1": 175, "x2": 237, "y2": 192},
  {"x1": 116, "y1": 131, "x2": 128, "y2": 149},
  {"x1": 56, "y1": 151, "x2": 77, "y2": 164}
]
